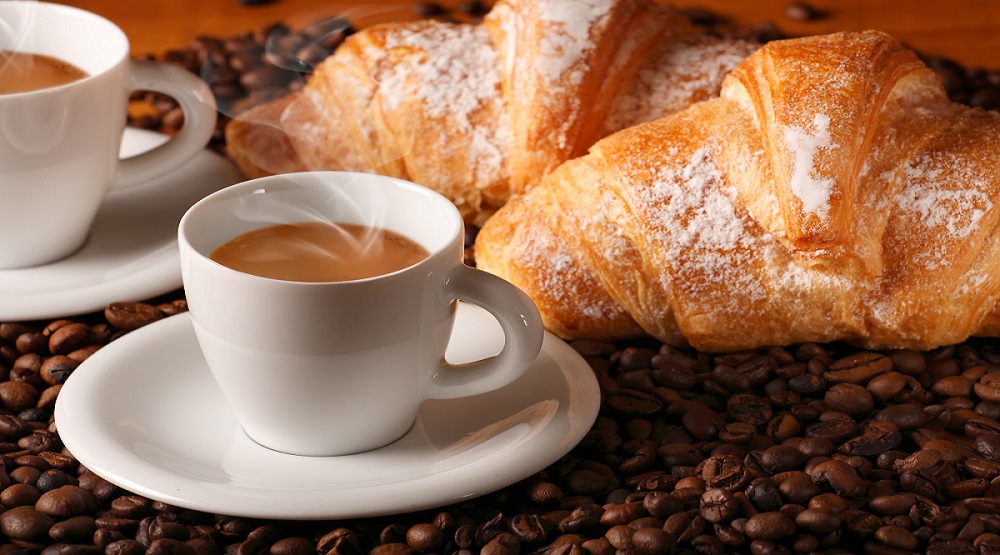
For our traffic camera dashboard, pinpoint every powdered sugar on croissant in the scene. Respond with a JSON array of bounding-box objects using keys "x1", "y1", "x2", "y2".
[
  {"x1": 225, "y1": 0, "x2": 758, "y2": 224},
  {"x1": 475, "y1": 30, "x2": 1000, "y2": 351}
]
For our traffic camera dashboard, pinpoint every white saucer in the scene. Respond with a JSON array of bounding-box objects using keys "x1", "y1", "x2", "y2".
[
  {"x1": 0, "y1": 128, "x2": 242, "y2": 321},
  {"x1": 56, "y1": 303, "x2": 600, "y2": 520}
]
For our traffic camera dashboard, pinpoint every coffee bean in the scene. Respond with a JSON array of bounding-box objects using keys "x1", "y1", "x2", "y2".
[
  {"x1": 727, "y1": 394, "x2": 773, "y2": 425},
  {"x1": 682, "y1": 407, "x2": 725, "y2": 440},
  {"x1": 35, "y1": 485, "x2": 101, "y2": 518},
  {"x1": 977, "y1": 374, "x2": 1000, "y2": 403},
  {"x1": 16, "y1": 331, "x2": 49, "y2": 355},
  {"x1": 631, "y1": 526, "x2": 676, "y2": 553},
  {"x1": 787, "y1": 374, "x2": 828, "y2": 396},
  {"x1": 49, "y1": 515, "x2": 97, "y2": 544},
  {"x1": 766, "y1": 414, "x2": 802, "y2": 442},
  {"x1": 840, "y1": 421, "x2": 902, "y2": 457},
  {"x1": 39, "y1": 356, "x2": 79, "y2": 386},
  {"x1": 1, "y1": 482, "x2": 41, "y2": 507},
  {"x1": 876, "y1": 525, "x2": 920, "y2": 550},
  {"x1": 775, "y1": 472, "x2": 822, "y2": 504},
  {"x1": 46, "y1": 323, "x2": 90, "y2": 356},
  {"x1": 606, "y1": 389, "x2": 662, "y2": 416},
  {"x1": 805, "y1": 416, "x2": 857, "y2": 444},
  {"x1": 269, "y1": 537, "x2": 315, "y2": 555},
  {"x1": 36, "y1": 470, "x2": 71, "y2": 493},
  {"x1": 106, "y1": 540, "x2": 146, "y2": 555},
  {"x1": 148, "y1": 538, "x2": 196, "y2": 555},
  {"x1": 0, "y1": 506, "x2": 55, "y2": 540},
  {"x1": 700, "y1": 488, "x2": 739, "y2": 523},
  {"x1": 758, "y1": 445, "x2": 806, "y2": 474},
  {"x1": 104, "y1": 302, "x2": 165, "y2": 331},
  {"x1": 824, "y1": 352, "x2": 892, "y2": 384},
  {"x1": 599, "y1": 503, "x2": 645, "y2": 527},
  {"x1": 744, "y1": 512, "x2": 796, "y2": 540},
  {"x1": 824, "y1": 383, "x2": 874, "y2": 415},
  {"x1": 149, "y1": 519, "x2": 190, "y2": 542},
  {"x1": 0, "y1": 381, "x2": 40, "y2": 412}
]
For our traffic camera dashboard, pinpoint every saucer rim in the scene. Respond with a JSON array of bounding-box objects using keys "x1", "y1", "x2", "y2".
[{"x1": 55, "y1": 307, "x2": 601, "y2": 520}]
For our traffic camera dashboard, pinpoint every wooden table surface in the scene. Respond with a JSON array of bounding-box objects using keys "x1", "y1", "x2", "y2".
[{"x1": 50, "y1": 0, "x2": 1000, "y2": 70}]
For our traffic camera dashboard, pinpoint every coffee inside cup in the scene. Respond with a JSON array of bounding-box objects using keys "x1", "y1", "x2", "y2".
[
  {"x1": 209, "y1": 221, "x2": 430, "y2": 282},
  {"x1": 0, "y1": 50, "x2": 88, "y2": 94}
]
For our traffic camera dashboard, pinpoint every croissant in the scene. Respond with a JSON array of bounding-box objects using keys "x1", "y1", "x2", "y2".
[
  {"x1": 475, "y1": 30, "x2": 1000, "y2": 352},
  {"x1": 224, "y1": 0, "x2": 758, "y2": 223}
]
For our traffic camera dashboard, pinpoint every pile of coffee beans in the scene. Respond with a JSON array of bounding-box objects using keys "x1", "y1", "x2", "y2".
[{"x1": 5, "y1": 2, "x2": 1000, "y2": 554}]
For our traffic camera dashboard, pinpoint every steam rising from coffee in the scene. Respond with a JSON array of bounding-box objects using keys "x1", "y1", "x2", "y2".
[
  {"x1": 0, "y1": 1, "x2": 38, "y2": 81},
  {"x1": 211, "y1": 6, "x2": 424, "y2": 276},
  {"x1": 221, "y1": 5, "x2": 417, "y2": 177}
]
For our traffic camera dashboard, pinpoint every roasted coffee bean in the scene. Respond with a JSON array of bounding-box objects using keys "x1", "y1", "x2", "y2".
[
  {"x1": 744, "y1": 512, "x2": 796, "y2": 541},
  {"x1": 758, "y1": 445, "x2": 806, "y2": 474},
  {"x1": 599, "y1": 503, "x2": 645, "y2": 527},
  {"x1": 49, "y1": 515, "x2": 97, "y2": 544},
  {"x1": 269, "y1": 537, "x2": 315, "y2": 555},
  {"x1": 824, "y1": 383, "x2": 874, "y2": 415},
  {"x1": 824, "y1": 352, "x2": 892, "y2": 384},
  {"x1": 0, "y1": 381, "x2": 40, "y2": 412},
  {"x1": 841, "y1": 421, "x2": 902, "y2": 457},
  {"x1": 36, "y1": 469, "x2": 71, "y2": 492},
  {"x1": 504, "y1": 514, "x2": 545, "y2": 544},
  {"x1": 699, "y1": 454, "x2": 754, "y2": 491},
  {"x1": 35, "y1": 485, "x2": 101, "y2": 517},
  {"x1": 105, "y1": 539, "x2": 147, "y2": 555},
  {"x1": 719, "y1": 421, "x2": 757, "y2": 444},
  {"x1": 0, "y1": 505, "x2": 55, "y2": 540},
  {"x1": 16, "y1": 331, "x2": 49, "y2": 355},
  {"x1": 794, "y1": 507, "x2": 841, "y2": 534},
  {"x1": 104, "y1": 302, "x2": 165, "y2": 332},
  {"x1": 978, "y1": 374, "x2": 1000, "y2": 403},
  {"x1": 606, "y1": 389, "x2": 662, "y2": 416},
  {"x1": 700, "y1": 488, "x2": 740, "y2": 523},
  {"x1": 727, "y1": 394, "x2": 773, "y2": 425},
  {"x1": 681, "y1": 407, "x2": 724, "y2": 440},
  {"x1": 316, "y1": 528, "x2": 360, "y2": 555},
  {"x1": 46, "y1": 323, "x2": 90, "y2": 356},
  {"x1": 39, "y1": 356, "x2": 79, "y2": 386},
  {"x1": 776, "y1": 472, "x2": 822, "y2": 504},
  {"x1": 1, "y1": 482, "x2": 40, "y2": 507},
  {"x1": 875, "y1": 525, "x2": 920, "y2": 550}
]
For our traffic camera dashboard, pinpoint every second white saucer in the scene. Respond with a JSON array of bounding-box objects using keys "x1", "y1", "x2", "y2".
[
  {"x1": 0, "y1": 128, "x2": 242, "y2": 321},
  {"x1": 56, "y1": 303, "x2": 601, "y2": 520}
]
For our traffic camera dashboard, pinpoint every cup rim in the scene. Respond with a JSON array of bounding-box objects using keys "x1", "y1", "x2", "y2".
[
  {"x1": 178, "y1": 171, "x2": 465, "y2": 286},
  {"x1": 0, "y1": 1, "x2": 129, "y2": 97}
]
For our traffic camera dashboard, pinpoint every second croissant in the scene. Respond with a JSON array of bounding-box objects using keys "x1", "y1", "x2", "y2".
[{"x1": 476, "y1": 30, "x2": 1000, "y2": 352}]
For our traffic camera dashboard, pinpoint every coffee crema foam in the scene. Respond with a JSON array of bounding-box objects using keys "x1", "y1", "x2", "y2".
[
  {"x1": 0, "y1": 50, "x2": 88, "y2": 94},
  {"x1": 209, "y1": 221, "x2": 430, "y2": 282}
]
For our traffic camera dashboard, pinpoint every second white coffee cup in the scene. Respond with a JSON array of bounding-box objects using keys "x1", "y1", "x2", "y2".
[
  {"x1": 179, "y1": 172, "x2": 544, "y2": 456},
  {"x1": 0, "y1": 2, "x2": 217, "y2": 268}
]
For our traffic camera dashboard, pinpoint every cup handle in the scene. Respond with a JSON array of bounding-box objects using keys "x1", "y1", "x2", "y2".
[
  {"x1": 425, "y1": 265, "x2": 544, "y2": 400},
  {"x1": 114, "y1": 60, "x2": 217, "y2": 189}
]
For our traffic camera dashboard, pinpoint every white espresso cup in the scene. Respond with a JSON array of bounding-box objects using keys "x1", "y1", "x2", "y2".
[
  {"x1": 179, "y1": 172, "x2": 544, "y2": 456},
  {"x1": 0, "y1": 2, "x2": 217, "y2": 269}
]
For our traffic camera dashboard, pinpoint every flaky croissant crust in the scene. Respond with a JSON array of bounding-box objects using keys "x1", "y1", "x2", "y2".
[
  {"x1": 224, "y1": 0, "x2": 757, "y2": 224},
  {"x1": 476, "y1": 30, "x2": 1000, "y2": 352}
]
